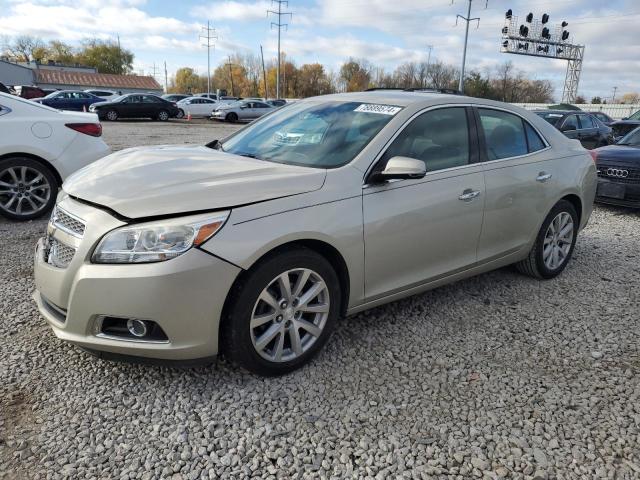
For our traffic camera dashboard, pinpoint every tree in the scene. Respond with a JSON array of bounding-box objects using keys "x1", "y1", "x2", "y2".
[
  {"x1": 464, "y1": 71, "x2": 495, "y2": 99},
  {"x1": 170, "y1": 68, "x2": 205, "y2": 94},
  {"x1": 297, "y1": 63, "x2": 332, "y2": 97},
  {"x1": 1, "y1": 35, "x2": 46, "y2": 62},
  {"x1": 591, "y1": 96, "x2": 602, "y2": 104},
  {"x1": 339, "y1": 58, "x2": 372, "y2": 92},
  {"x1": 46, "y1": 41, "x2": 76, "y2": 64},
  {"x1": 75, "y1": 39, "x2": 133, "y2": 74},
  {"x1": 574, "y1": 95, "x2": 586, "y2": 104},
  {"x1": 428, "y1": 60, "x2": 458, "y2": 90},
  {"x1": 620, "y1": 92, "x2": 640, "y2": 104}
]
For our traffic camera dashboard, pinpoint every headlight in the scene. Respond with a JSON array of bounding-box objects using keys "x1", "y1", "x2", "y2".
[{"x1": 92, "y1": 212, "x2": 229, "y2": 264}]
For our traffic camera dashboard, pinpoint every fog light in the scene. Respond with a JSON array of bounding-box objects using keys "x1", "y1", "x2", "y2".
[{"x1": 127, "y1": 319, "x2": 148, "y2": 337}]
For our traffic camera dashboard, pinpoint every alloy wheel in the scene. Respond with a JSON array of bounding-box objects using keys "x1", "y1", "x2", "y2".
[
  {"x1": 543, "y1": 212, "x2": 574, "y2": 270},
  {"x1": 0, "y1": 166, "x2": 52, "y2": 217},
  {"x1": 250, "y1": 268, "x2": 330, "y2": 363},
  {"x1": 158, "y1": 111, "x2": 169, "y2": 121},
  {"x1": 106, "y1": 110, "x2": 118, "y2": 121}
]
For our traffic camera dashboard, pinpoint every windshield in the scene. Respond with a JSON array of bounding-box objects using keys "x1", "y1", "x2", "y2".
[
  {"x1": 629, "y1": 110, "x2": 640, "y2": 121},
  {"x1": 221, "y1": 101, "x2": 401, "y2": 168},
  {"x1": 111, "y1": 95, "x2": 127, "y2": 103},
  {"x1": 535, "y1": 112, "x2": 564, "y2": 126},
  {"x1": 618, "y1": 127, "x2": 640, "y2": 146}
]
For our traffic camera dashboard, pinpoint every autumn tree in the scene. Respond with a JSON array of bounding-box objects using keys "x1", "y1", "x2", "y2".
[
  {"x1": 1, "y1": 35, "x2": 46, "y2": 62},
  {"x1": 620, "y1": 92, "x2": 640, "y2": 104},
  {"x1": 340, "y1": 58, "x2": 372, "y2": 92}
]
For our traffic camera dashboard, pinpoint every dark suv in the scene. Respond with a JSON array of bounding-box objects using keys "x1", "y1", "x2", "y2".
[{"x1": 534, "y1": 110, "x2": 613, "y2": 149}]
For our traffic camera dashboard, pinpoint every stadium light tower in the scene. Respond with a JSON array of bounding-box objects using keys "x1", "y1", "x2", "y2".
[{"x1": 500, "y1": 11, "x2": 585, "y2": 103}]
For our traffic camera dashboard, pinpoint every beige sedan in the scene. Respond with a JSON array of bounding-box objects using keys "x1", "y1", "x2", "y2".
[{"x1": 33, "y1": 91, "x2": 597, "y2": 375}]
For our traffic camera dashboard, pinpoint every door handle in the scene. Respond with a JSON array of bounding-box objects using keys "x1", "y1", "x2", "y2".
[
  {"x1": 458, "y1": 189, "x2": 481, "y2": 201},
  {"x1": 536, "y1": 172, "x2": 552, "y2": 183}
]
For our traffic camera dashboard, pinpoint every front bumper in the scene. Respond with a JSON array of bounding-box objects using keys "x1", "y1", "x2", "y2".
[
  {"x1": 210, "y1": 111, "x2": 228, "y2": 120},
  {"x1": 33, "y1": 197, "x2": 241, "y2": 360},
  {"x1": 595, "y1": 178, "x2": 640, "y2": 208}
]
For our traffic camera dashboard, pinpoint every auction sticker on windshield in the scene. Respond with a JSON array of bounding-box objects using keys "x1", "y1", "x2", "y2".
[{"x1": 354, "y1": 104, "x2": 402, "y2": 115}]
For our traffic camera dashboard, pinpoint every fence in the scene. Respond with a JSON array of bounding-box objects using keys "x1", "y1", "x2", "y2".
[{"x1": 512, "y1": 103, "x2": 640, "y2": 120}]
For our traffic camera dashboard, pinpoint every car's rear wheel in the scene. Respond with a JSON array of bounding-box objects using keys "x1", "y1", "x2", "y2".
[
  {"x1": 516, "y1": 200, "x2": 578, "y2": 279},
  {"x1": 222, "y1": 248, "x2": 341, "y2": 376},
  {"x1": 0, "y1": 157, "x2": 58, "y2": 221},
  {"x1": 226, "y1": 112, "x2": 238, "y2": 123},
  {"x1": 105, "y1": 109, "x2": 118, "y2": 121},
  {"x1": 157, "y1": 110, "x2": 169, "y2": 121}
]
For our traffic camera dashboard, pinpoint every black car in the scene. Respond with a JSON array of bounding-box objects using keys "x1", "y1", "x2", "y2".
[
  {"x1": 588, "y1": 111, "x2": 614, "y2": 126},
  {"x1": 592, "y1": 126, "x2": 640, "y2": 208},
  {"x1": 89, "y1": 93, "x2": 180, "y2": 121},
  {"x1": 609, "y1": 110, "x2": 640, "y2": 142},
  {"x1": 534, "y1": 110, "x2": 613, "y2": 149}
]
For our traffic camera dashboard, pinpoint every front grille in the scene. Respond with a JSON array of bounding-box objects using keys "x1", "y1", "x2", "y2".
[
  {"x1": 51, "y1": 206, "x2": 85, "y2": 237},
  {"x1": 597, "y1": 164, "x2": 640, "y2": 184},
  {"x1": 44, "y1": 237, "x2": 76, "y2": 268}
]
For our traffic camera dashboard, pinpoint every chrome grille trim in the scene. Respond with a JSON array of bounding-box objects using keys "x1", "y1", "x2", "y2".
[
  {"x1": 44, "y1": 237, "x2": 76, "y2": 268},
  {"x1": 51, "y1": 206, "x2": 86, "y2": 238}
]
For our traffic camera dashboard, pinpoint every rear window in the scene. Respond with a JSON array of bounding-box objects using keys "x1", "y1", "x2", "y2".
[{"x1": 535, "y1": 112, "x2": 564, "y2": 126}]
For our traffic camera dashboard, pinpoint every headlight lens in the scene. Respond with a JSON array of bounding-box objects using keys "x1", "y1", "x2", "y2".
[{"x1": 92, "y1": 212, "x2": 229, "y2": 264}]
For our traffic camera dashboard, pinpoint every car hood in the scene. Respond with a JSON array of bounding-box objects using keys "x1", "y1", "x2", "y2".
[
  {"x1": 63, "y1": 145, "x2": 327, "y2": 219},
  {"x1": 90, "y1": 100, "x2": 116, "y2": 108},
  {"x1": 595, "y1": 145, "x2": 640, "y2": 165}
]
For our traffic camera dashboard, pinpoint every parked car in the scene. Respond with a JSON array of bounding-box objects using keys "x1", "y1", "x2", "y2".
[
  {"x1": 33, "y1": 92, "x2": 596, "y2": 375},
  {"x1": 609, "y1": 110, "x2": 640, "y2": 142},
  {"x1": 588, "y1": 111, "x2": 614, "y2": 126},
  {"x1": 592, "y1": 126, "x2": 640, "y2": 208},
  {"x1": 195, "y1": 93, "x2": 218, "y2": 100},
  {"x1": 211, "y1": 99, "x2": 275, "y2": 122},
  {"x1": 534, "y1": 110, "x2": 613, "y2": 149},
  {"x1": 162, "y1": 94, "x2": 190, "y2": 103},
  {"x1": 267, "y1": 99, "x2": 287, "y2": 107},
  {"x1": 88, "y1": 93, "x2": 180, "y2": 121},
  {"x1": 176, "y1": 96, "x2": 218, "y2": 118},
  {"x1": 0, "y1": 82, "x2": 12, "y2": 94},
  {"x1": 0, "y1": 92, "x2": 110, "y2": 221},
  {"x1": 33, "y1": 90, "x2": 104, "y2": 111},
  {"x1": 85, "y1": 89, "x2": 120, "y2": 101},
  {"x1": 13, "y1": 85, "x2": 46, "y2": 99}
]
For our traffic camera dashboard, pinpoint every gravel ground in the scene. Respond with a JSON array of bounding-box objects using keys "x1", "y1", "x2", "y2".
[{"x1": 1, "y1": 122, "x2": 640, "y2": 479}]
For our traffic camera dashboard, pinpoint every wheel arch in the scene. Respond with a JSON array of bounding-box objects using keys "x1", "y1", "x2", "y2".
[
  {"x1": 560, "y1": 193, "x2": 582, "y2": 225},
  {"x1": 0, "y1": 152, "x2": 62, "y2": 186}
]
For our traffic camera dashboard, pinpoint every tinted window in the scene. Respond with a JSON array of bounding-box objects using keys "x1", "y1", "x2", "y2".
[
  {"x1": 143, "y1": 95, "x2": 161, "y2": 103},
  {"x1": 562, "y1": 115, "x2": 579, "y2": 130},
  {"x1": 579, "y1": 115, "x2": 595, "y2": 129},
  {"x1": 479, "y1": 109, "x2": 528, "y2": 160},
  {"x1": 536, "y1": 111, "x2": 564, "y2": 126},
  {"x1": 629, "y1": 110, "x2": 640, "y2": 121},
  {"x1": 524, "y1": 122, "x2": 546, "y2": 152},
  {"x1": 381, "y1": 107, "x2": 469, "y2": 172},
  {"x1": 255, "y1": 102, "x2": 271, "y2": 108},
  {"x1": 594, "y1": 113, "x2": 609, "y2": 122}
]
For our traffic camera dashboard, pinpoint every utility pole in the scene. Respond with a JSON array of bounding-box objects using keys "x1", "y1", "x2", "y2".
[
  {"x1": 260, "y1": 45, "x2": 268, "y2": 99},
  {"x1": 225, "y1": 56, "x2": 236, "y2": 97},
  {"x1": 612, "y1": 86, "x2": 618, "y2": 103},
  {"x1": 267, "y1": 0, "x2": 292, "y2": 99},
  {"x1": 425, "y1": 45, "x2": 433, "y2": 87},
  {"x1": 455, "y1": 0, "x2": 485, "y2": 94},
  {"x1": 149, "y1": 62, "x2": 160, "y2": 79},
  {"x1": 200, "y1": 21, "x2": 217, "y2": 97},
  {"x1": 164, "y1": 61, "x2": 168, "y2": 93}
]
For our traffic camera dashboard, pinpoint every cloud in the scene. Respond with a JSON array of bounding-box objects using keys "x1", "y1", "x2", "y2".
[{"x1": 190, "y1": 1, "x2": 271, "y2": 21}]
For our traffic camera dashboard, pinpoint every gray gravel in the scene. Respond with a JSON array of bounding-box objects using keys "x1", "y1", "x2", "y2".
[{"x1": 1, "y1": 122, "x2": 640, "y2": 479}]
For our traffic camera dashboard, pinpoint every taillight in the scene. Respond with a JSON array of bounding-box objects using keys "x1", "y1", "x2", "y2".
[
  {"x1": 65, "y1": 123, "x2": 102, "y2": 137},
  {"x1": 588, "y1": 150, "x2": 598, "y2": 163}
]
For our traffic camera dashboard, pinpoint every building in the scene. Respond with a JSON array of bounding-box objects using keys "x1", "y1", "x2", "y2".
[{"x1": 0, "y1": 59, "x2": 162, "y2": 94}]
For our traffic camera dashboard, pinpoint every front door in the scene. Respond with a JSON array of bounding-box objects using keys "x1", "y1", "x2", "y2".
[
  {"x1": 577, "y1": 114, "x2": 599, "y2": 149},
  {"x1": 363, "y1": 106, "x2": 485, "y2": 300}
]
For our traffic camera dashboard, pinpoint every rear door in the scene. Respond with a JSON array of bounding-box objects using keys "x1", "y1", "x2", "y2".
[
  {"x1": 559, "y1": 114, "x2": 580, "y2": 143},
  {"x1": 363, "y1": 106, "x2": 485, "y2": 299},
  {"x1": 577, "y1": 114, "x2": 599, "y2": 149},
  {"x1": 475, "y1": 107, "x2": 557, "y2": 262}
]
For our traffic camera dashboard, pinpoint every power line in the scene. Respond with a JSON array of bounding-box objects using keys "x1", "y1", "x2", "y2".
[
  {"x1": 455, "y1": 0, "x2": 487, "y2": 93},
  {"x1": 267, "y1": 0, "x2": 292, "y2": 99},
  {"x1": 200, "y1": 21, "x2": 218, "y2": 97}
]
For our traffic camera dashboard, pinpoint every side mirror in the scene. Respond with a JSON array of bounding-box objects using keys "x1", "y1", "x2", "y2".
[
  {"x1": 561, "y1": 124, "x2": 576, "y2": 132},
  {"x1": 371, "y1": 156, "x2": 426, "y2": 182}
]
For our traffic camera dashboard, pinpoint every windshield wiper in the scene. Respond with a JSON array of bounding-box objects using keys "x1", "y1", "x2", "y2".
[{"x1": 235, "y1": 152, "x2": 261, "y2": 159}]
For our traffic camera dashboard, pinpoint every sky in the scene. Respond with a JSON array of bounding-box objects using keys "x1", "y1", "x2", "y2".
[{"x1": 0, "y1": 0, "x2": 638, "y2": 101}]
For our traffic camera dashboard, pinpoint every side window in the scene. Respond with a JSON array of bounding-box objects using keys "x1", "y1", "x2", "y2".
[
  {"x1": 562, "y1": 115, "x2": 579, "y2": 131},
  {"x1": 478, "y1": 108, "x2": 528, "y2": 160},
  {"x1": 579, "y1": 115, "x2": 595, "y2": 129},
  {"x1": 524, "y1": 122, "x2": 546, "y2": 152},
  {"x1": 380, "y1": 107, "x2": 469, "y2": 173}
]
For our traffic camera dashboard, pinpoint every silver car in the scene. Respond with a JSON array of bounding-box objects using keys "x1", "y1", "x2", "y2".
[
  {"x1": 211, "y1": 99, "x2": 275, "y2": 123},
  {"x1": 33, "y1": 92, "x2": 597, "y2": 375}
]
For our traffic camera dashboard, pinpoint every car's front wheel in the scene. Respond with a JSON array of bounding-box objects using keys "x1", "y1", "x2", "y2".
[
  {"x1": 105, "y1": 109, "x2": 118, "y2": 121},
  {"x1": 157, "y1": 110, "x2": 169, "y2": 121},
  {"x1": 516, "y1": 200, "x2": 578, "y2": 279},
  {"x1": 0, "y1": 157, "x2": 58, "y2": 221},
  {"x1": 226, "y1": 112, "x2": 238, "y2": 123},
  {"x1": 222, "y1": 248, "x2": 341, "y2": 375},
  {"x1": 176, "y1": 109, "x2": 185, "y2": 119}
]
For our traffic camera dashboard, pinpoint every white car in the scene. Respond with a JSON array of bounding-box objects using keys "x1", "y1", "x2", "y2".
[
  {"x1": 0, "y1": 92, "x2": 111, "y2": 221},
  {"x1": 211, "y1": 100, "x2": 275, "y2": 123},
  {"x1": 84, "y1": 89, "x2": 120, "y2": 101},
  {"x1": 176, "y1": 96, "x2": 218, "y2": 118}
]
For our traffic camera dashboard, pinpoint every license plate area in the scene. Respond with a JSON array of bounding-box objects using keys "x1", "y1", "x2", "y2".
[{"x1": 598, "y1": 182, "x2": 626, "y2": 199}]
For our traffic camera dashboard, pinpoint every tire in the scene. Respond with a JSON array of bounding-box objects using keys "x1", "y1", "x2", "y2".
[
  {"x1": 221, "y1": 247, "x2": 341, "y2": 376},
  {"x1": 105, "y1": 109, "x2": 118, "y2": 121},
  {"x1": 0, "y1": 157, "x2": 58, "y2": 221},
  {"x1": 516, "y1": 200, "x2": 579, "y2": 280},
  {"x1": 157, "y1": 110, "x2": 169, "y2": 121},
  {"x1": 226, "y1": 112, "x2": 238, "y2": 123},
  {"x1": 176, "y1": 109, "x2": 185, "y2": 119}
]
